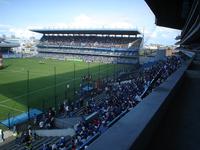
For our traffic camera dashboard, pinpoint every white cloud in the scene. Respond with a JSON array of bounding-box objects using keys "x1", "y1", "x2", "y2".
[
  {"x1": 42, "y1": 14, "x2": 135, "y2": 30},
  {"x1": 8, "y1": 27, "x2": 39, "y2": 38},
  {"x1": 0, "y1": 24, "x2": 12, "y2": 28},
  {"x1": 0, "y1": 24, "x2": 43, "y2": 38},
  {"x1": 0, "y1": 24, "x2": 12, "y2": 35},
  {"x1": 1, "y1": 14, "x2": 180, "y2": 45},
  {"x1": 138, "y1": 26, "x2": 181, "y2": 45},
  {"x1": 2, "y1": 14, "x2": 136, "y2": 39},
  {"x1": 144, "y1": 27, "x2": 181, "y2": 45}
]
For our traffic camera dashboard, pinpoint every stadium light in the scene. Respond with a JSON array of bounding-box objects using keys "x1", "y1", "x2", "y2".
[
  {"x1": 87, "y1": 62, "x2": 90, "y2": 92},
  {"x1": 65, "y1": 84, "x2": 70, "y2": 102},
  {"x1": 27, "y1": 70, "x2": 30, "y2": 120},
  {"x1": 98, "y1": 62, "x2": 100, "y2": 82},
  {"x1": 0, "y1": 52, "x2": 3, "y2": 69},
  {"x1": 73, "y1": 63, "x2": 76, "y2": 99},
  {"x1": 54, "y1": 67, "x2": 57, "y2": 111}
]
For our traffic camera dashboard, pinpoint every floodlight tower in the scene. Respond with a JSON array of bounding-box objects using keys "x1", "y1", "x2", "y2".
[{"x1": 0, "y1": 51, "x2": 3, "y2": 69}]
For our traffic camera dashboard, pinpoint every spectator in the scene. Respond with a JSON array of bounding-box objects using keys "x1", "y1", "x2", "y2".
[{"x1": 1, "y1": 130, "x2": 5, "y2": 141}]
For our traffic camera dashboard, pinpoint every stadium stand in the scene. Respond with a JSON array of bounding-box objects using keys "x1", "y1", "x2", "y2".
[
  {"x1": 31, "y1": 29, "x2": 142, "y2": 64},
  {"x1": 70, "y1": 56, "x2": 182, "y2": 149},
  {"x1": 0, "y1": 38, "x2": 20, "y2": 59}
]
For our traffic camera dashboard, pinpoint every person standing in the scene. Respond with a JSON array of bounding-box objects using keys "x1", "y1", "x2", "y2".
[
  {"x1": 1, "y1": 130, "x2": 5, "y2": 141},
  {"x1": 13, "y1": 124, "x2": 17, "y2": 136}
]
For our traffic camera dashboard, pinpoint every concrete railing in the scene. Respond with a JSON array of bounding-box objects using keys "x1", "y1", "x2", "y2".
[
  {"x1": 35, "y1": 128, "x2": 75, "y2": 137},
  {"x1": 87, "y1": 59, "x2": 193, "y2": 150}
]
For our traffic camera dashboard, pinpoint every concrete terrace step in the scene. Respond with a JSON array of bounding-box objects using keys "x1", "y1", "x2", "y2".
[
  {"x1": 35, "y1": 137, "x2": 58, "y2": 150},
  {"x1": 55, "y1": 117, "x2": 82, "y2": 128},
  {"x1": 0, "y1": 140, "x2": 15, "y2": 150},
  {"x1": 0, "y1": 136, "x2": 71, "y2": 150},
  {"x1": 12, "y1": 137, "x2": 47, "y2": 150},
  {"x1": 75, "y1": 92, "x2": 106, "y2": 116},
  {"x1": 35, "y1": 128, "x2": 75, "y2": 137},
  {"x1": 54, "y1": 93, "x2": 106, "y2": 129},
  {"x1": 36, "y1": 136, "x2": 71, "y2": 150}
]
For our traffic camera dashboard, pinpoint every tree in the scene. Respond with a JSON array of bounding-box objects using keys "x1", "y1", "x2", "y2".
[
  {"x1": 2, "y1": 34, "x2": 6, "y2": 39},
  {"x1": 11, "y1": 35, "x2": 16, "y2": 39}
]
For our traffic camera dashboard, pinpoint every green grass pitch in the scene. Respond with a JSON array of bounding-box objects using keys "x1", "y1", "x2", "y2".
[{"x1": 0, "y1": 58, "x2": 130, "y2": 121}]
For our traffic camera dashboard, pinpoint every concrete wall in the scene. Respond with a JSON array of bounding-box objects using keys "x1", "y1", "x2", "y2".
[{"x1": 147, "y1": 57, "x2": 200, "y2": 150}]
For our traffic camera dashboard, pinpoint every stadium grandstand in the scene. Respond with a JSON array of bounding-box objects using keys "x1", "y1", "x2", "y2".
[
  {"x1": 31, "y1": 29, "x2": 143, "y2": 64},
  {"x1": 0, "y1": 38, "x2": 20, "y2": 52},
  {"x1": 0, "y1": 38, "x2": 20, "y2": 68}
]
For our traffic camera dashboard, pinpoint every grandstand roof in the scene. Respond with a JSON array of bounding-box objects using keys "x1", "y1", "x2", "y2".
[
  {"x1": 145, "y1": 0, "x2": 193, "y2": 29},
  {"x1": 0, "y1": 42, "x2": 19, "y2": 48},
  {"x1": 145, "y1": 0, "x2": 200, "y2": 46},
  {"x1": 30, "y1": 29, "x2": 140, "y2": 35},
  {"x1": 0, "y1": 38, "x2": 20, "y2": 48}
]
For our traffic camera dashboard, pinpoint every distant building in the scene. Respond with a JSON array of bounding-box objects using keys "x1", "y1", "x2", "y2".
[
  {"x1": 156, "y1": 49, "x2": 166, "y2": 61},
  {"x1": 156, "y1": 48, "x2": 173, "y2": 61}
]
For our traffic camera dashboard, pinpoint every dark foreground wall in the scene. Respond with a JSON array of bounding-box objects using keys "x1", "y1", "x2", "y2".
[
  {"x1": 88, "y1": 59, "x2": 192, "y2": 150},
  {"x1": 147, "y1": 58, "x2": 200, "y2": 150}
]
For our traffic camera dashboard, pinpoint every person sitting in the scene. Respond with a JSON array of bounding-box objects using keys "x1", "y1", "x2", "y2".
[
  {"x1": 51, "y1": 143, "x2": 57, "y2": 150},
  {"x1": 39, "y1": 121, "x2": 44, "y2": 128}
]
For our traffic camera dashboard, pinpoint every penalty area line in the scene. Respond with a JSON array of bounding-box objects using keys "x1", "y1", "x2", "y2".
[{"x1": 0, "y1": 104, "x2": 24, "y2": 113}]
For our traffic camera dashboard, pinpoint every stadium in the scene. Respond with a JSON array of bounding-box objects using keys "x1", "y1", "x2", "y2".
[
  {"x1": 0, "y1": 27, "x2": 182, "y2": 149},
  {"x1": 0, "y1": 0, "x2": 199, "y2": 150}
]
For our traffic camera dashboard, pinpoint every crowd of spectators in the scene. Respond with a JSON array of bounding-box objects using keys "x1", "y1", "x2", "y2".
[
  {"x1": 54, "y1": 56, "x2": 182, "y2": 149},
  {"x1": 37, "y1": 35, "x2": 142, "y2": 64},
  {"x1": 14, "y1": 124, "x2": 37, "y2": 149},
  {"x1": 37, "y1": 53, "x2": 138, "y2": 64},
  {"x1": 12, "y1": 108, "x2": 57, "y2": 149},
  {"x1": 41, "y1": 136, "x2": 70, "y2": 150},
  {"x1": 38, "y1": 108, "x2": 56, "y2": 129},
  {"x1": 37, "y1": 47, "x2": 138, "y2": 57},
  {"x1": 39, "y1": 35, "x2": 140, "y2": 49}
]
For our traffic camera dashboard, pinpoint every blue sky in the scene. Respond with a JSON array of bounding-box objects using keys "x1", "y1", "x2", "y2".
[{"x1": 0, "y1": 0, "x2": 180, "y2": 45}]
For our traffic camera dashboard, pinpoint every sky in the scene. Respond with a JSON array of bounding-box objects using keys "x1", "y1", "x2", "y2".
[{"x1": 0, "y1": 0, "x2": 181, "y2": 45}]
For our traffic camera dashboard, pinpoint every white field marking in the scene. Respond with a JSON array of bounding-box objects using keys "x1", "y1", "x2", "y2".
[
  {"x1": 0, "y1": 69, "x2": 69, "y2": 82},
  {"x1": 0, "y1": 79, "x2": 73, "y2": 104},
  {"x1": 0, "y1": 66, "x2": 113, "y2": 104},
  {"x1": 0, "y1": 104, "x2": 24, "y2": 112},
  {"x1": 0, "y1": 76, "x2": 83, "y2": 104},
  {"x1": 0, "y1": 69, "x2": 52, "y2": 76}
]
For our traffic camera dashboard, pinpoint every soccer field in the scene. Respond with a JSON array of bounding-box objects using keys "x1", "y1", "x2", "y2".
[{"x1": 0, "y1": 58, "x2": 130, "y2": 121}]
